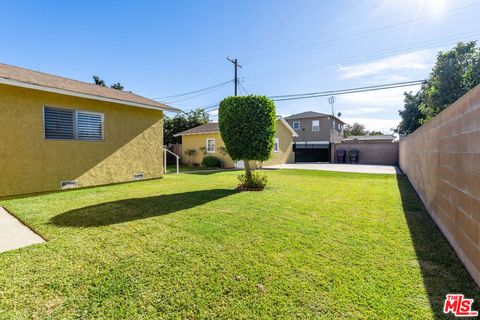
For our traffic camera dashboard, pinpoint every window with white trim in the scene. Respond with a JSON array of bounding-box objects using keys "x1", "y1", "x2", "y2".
[
  {"x1": 273, "y1": 138, "x2": 279, "y2": 152},
  {"x1": 44, "y1": 106, "x2": 104, "y2": 141},
  {"x1": 312, "y1": 120, "x2": 320, "y2": 131},
  {"x1": 293, "y1": 121, "x2": 300, "y2": 130},
  {"x1": 206, "y1": 138, "x2": 215, "y2": 153}
]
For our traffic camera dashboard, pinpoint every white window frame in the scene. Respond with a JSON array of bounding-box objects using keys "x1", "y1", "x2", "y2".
[
  {"x1": 273, "y1": 137, "x2": 279, "y2": 153},
  {"x1": 206, "y1": 138, "x2": 215, "y2": 153},
  {"x1": 293, "y1": 121, "x2": 300, "y2": 130},
  {"x1": 312, "y1": 120, "x2": 320, "y2": 132},
  {"x1": 43, "y1": 106, "x2": 104, "y2": 141}
]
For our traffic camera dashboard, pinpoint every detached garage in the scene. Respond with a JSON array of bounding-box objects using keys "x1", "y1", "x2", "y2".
[{"x1": 293, "y1": 141, "x2": 330, "y2": 162}]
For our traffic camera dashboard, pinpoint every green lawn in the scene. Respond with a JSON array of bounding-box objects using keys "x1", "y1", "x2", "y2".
[{"x1": 0, "y1": 170, "x2": 477, "y2": 319}]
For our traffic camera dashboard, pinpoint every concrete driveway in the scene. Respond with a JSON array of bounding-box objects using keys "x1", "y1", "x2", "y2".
[
  {"x1": 263, "y1": 163, "x2": 401, "y2": 174},
  {"x1": 0, "y1": 207, "x2": 45, "y2": 253}
]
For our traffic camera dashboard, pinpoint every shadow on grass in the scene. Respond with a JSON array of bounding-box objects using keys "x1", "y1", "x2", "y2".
[
  {"x1": 50, "y1": 189, "x2": 237, "y2": 228},
  {"x1": 396, "y1": 175, "x2": 479, "y2": 318}
]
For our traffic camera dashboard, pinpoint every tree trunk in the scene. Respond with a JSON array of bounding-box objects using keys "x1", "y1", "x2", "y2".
[{"x1": 244, "y1": 160, "x2": 252, "y2": 184}]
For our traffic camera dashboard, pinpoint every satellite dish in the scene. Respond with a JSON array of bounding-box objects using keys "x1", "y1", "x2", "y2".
[{"x1": 337, "y1": 112, "x2": 342, "y2": 117}]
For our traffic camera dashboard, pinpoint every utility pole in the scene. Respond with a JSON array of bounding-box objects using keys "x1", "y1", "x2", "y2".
[
  {"x1": 328, "y1": 96, "x2": 335, "y2": 116},
  {"x1": 227, "y1": 57, "x2": 242, "y2": 96},
  {"x1": 328, "y1": 96, "x2": 336, "y2": 131}
]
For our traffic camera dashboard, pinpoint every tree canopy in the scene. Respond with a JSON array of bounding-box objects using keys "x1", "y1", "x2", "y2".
[
  {"x1": 92, "y1": 76, "x2": 124, "y2": 91},
  {"x1": 396, "y1": 41, "x2": 480, "y2": 134},
  {"x1": 343, "y1": 122, "x2": 386, "y2": 137},
  {"x1": 219, "y1": 95, "x2": 276, "y2": 162},
  {"x1": 219, "y1": 95, "x2": 276, "y2": 187},
  {"x1": 343, "y1": 123, "x2": 368, "y2": 137},
  {"x1": 164, "y1": 108, "x2": 210, "y2": 145}
]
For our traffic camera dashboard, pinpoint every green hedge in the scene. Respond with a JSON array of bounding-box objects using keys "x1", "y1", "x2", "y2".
[{"x1": 202, "y1": 156, "x2": 222, "y2": 168}]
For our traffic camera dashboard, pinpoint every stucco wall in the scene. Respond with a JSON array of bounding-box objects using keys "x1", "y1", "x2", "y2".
[
  {"x1": 333, "y1": 142, "x2": 399, "y2": 165},
  {"x1": 180, "y1": 119, "x2": 295, "y2": 168},
  {"x1": 399, "y1": 85, "x2": 480, "y2": 286},
  {"x1": 0, "y1": 84, "x2": 164, "y2": 197},
  {"x1": 263, "y1": 120, "x2": 295, "y2": 166},
  {"x1": 286, "y1": 116, "x2": 342, "y2": 142},
  {"x1": 181, "y1": 132, "x2": 235, "y2": 167}
]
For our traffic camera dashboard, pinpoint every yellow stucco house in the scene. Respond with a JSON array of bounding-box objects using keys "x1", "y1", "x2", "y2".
[
  {"x1": 175, "y1": 116, "x2": 298, "y2": 168},
  {"x1": 0, "y1": 63, "x2": 180, "y2": 197}
]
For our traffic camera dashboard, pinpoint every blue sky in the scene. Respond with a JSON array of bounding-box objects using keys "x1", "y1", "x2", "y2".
[{"x1": 1, "y1": 0, "x2": 479, "y2": 131}]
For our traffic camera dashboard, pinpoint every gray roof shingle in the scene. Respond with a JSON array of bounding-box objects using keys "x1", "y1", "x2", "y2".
[
  {"x1": 284, "y1": 111, "x2": 345, "y2": 123},
  {"x1": 174, "y1": 123, "x2": 220, "y2": 136}
]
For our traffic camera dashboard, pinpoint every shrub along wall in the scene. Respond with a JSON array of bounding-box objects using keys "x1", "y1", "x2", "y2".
[{"x1": 399, "y1": 85, "x2": 480, "y2": 286}]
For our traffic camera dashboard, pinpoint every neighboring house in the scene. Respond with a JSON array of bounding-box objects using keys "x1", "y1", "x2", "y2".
[
  {"x1": 175, "y1": 116, "x2": 298, "y2": 168},
  {"x1": 284, "y1": 111, "x2": 345, "y2": 162},
  {"x1": 0, "y1": 63, "x2": 179, "y2": 197},
  {"x1": 344, "y1": 135, "x2": 395, "y2": 143}
]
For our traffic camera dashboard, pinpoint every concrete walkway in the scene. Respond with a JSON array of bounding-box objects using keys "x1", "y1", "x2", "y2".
[
  {"x1": 0, "y1": 207, "x2": 45, "y2": 253},
  {"x1": 263, "y1": 163, "x2": 401, "y2": 175}
]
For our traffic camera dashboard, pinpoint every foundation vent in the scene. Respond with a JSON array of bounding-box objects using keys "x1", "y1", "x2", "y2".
[
  {"x1": 133, "y1": 173, "x2": 144, "y2": 181},
  {"x1": 61, "y1": 180, "x2": 78, "y2": 189}
]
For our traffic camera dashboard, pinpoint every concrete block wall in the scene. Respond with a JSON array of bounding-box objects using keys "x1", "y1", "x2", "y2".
[
  {"x1": 399, "y1": 85, "x2": 480, "y2": 286},
  {"x1": 332, "y1": 142, "x2": 399, "y2": 165}
]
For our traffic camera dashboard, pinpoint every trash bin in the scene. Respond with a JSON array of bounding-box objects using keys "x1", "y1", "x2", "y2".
[
  {"x1": 350, "y1": 150, "x2": 359, "y2": 164},
  {"x1": 336, "y1": 150, "x2": 346, "y2": 163}
]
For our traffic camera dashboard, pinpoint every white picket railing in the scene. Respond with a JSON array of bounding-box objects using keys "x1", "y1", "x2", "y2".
[{"x1": 163, "y1": 148, "x2": 180, "y2": 174}]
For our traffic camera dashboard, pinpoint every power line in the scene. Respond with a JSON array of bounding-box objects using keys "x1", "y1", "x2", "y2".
[
  {"x1": 150, "y1": 2, "x2": 479, "y2": 96},
  {"x1": 269, "y1": 80, "x2": 423, "y2": 99},
  {"x1": 198, "y1": 80, "x2": 424, "y2": 111},
  {"x1": 152, "y1": 80, "x2": 233, "y2": 100},
  {"x1": 163, "y1": 82, "x2": 233, "y2": 104},
  {"x1": 239, "y1": 81, "x2": 249, "y2": 95},
  {"x1": 243, "y1": 30, "x2": 480, "y2": 82},
  {"x1": 238, "y1": 3, "x2": 480, "y2": 65},
  {"x1": 236, "y1": 2, "x2": 479, "y2": 62}
]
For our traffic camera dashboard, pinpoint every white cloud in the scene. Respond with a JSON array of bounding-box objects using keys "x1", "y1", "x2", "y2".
[
  {"x1": 335, "y1": 85, "x2": 422, "y2": 132},
  {"x1": 341, "y1": 117, "x2": 400, "y2": 133},
  {"x1": 344, "y1": 107, "x2": 384, "y2": 115},
  {"x1": 338, "y1": 49, "x2": 434, "y2": 79}
]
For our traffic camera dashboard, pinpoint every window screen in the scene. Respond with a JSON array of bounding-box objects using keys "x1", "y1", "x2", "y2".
[
  {"x1": 312, "y1": 120, "x2": 320, "y2": 131},
  {"x1": 77, "y1": 111, "x2": 103, "y2": 141},
  {"x1": 44, "y1": 107, "x2": 104, "y2": 141},
  {"x1": 273, "y1": 138, "x2": 279, "y2": 152},
  {"x1": 44, "y1": 107, "x2": 75, "y2": 140}
]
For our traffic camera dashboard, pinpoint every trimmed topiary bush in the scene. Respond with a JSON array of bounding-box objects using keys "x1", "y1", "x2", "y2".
[
  {"x1": 219, "y1": 95, "x2": 276, "y2": 189},
  {"x1": 202, "y1": 155, "x2": 222, "y2": 168}
]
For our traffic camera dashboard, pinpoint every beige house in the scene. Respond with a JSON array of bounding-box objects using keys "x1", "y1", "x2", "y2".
[{"x1": 175, "y1": 116, "x2": 298, "y2": 168}]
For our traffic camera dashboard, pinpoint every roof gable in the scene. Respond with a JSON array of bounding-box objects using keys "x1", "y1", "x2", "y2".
[
  {"x1": 285, "y1": 111, "x2": 345, "y2": 123},
  {"x1": 174, "y1": 123, "x2": 220, "y2": 137},
  {"x1": 0, "y1": 63, "x2": 180, "y2": 113}
]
